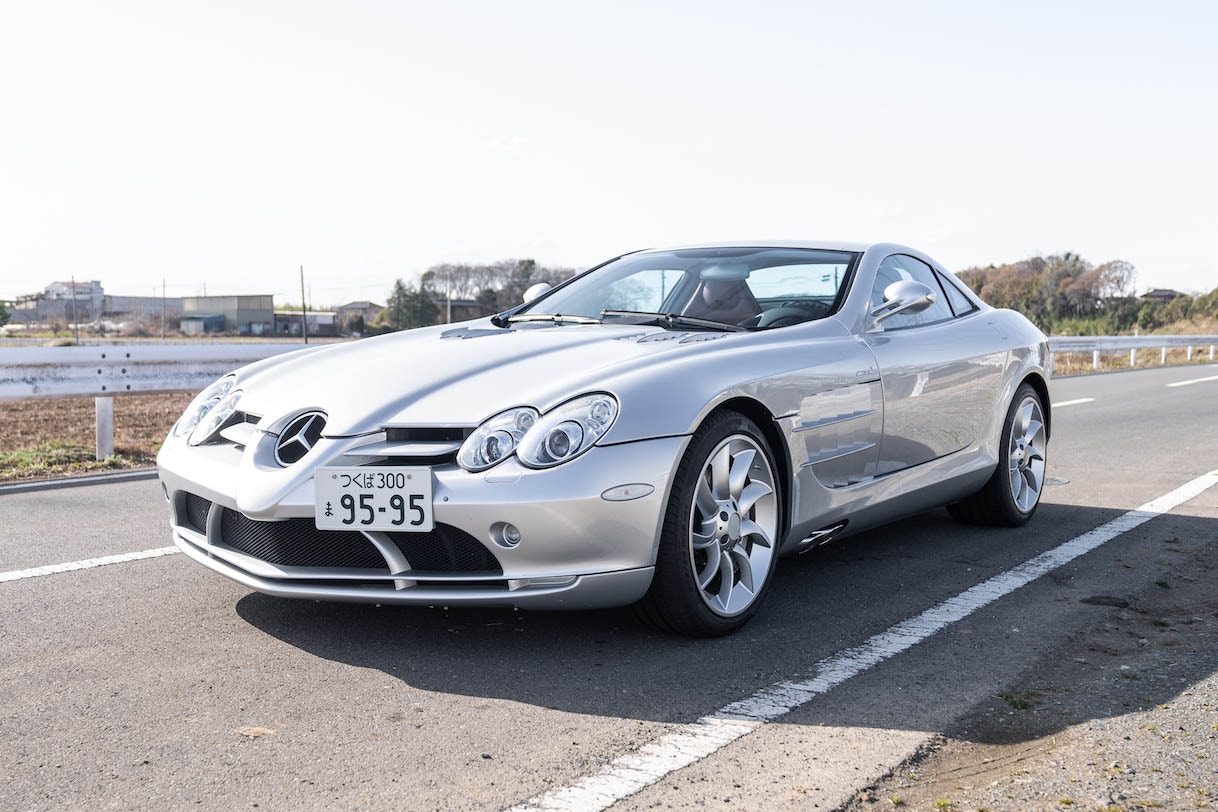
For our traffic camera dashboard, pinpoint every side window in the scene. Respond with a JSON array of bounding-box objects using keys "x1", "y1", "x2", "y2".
[
  {"x1": 936, "y1": 270, "x2": 978, "y2": 316},
  {"x1": 871, "y1": 254, "x2": 955, "y2": 329}
]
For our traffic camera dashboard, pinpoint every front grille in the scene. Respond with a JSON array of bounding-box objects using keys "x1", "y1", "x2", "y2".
[
  {"x1": 179, "y1": 493, "x2": 502, "y2": 576},
  {"x1": 218, "y1": 509, "x2": 390, "y2": 570},
  {"x1": 388, "y1": 526, "x2": 502, "y2": 574},
  {"x1": 182, "y1": 493, "x2": 212, "y2": 533}
]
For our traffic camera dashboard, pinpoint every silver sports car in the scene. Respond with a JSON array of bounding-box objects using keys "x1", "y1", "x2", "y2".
[{"x1": 158, "y1": 241, "x2": 1050, "y2": 636}]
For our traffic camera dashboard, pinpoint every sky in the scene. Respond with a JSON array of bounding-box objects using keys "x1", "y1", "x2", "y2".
[{"x1": 3, "y1": 1, "x2": 1216, "y2": 307}]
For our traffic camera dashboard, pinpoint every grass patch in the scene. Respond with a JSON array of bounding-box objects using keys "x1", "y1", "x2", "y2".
[
  {"x1": 0, "y1": 442, "x2": 152, "y2": 481},
  {"x1": 1000, "y1": 691, "x2": 1032, "y2": 710}
]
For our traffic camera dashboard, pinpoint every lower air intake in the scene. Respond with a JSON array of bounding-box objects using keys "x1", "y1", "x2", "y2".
[{"x1": 218, "y1": 509, "x2": 390, "y2": 570}]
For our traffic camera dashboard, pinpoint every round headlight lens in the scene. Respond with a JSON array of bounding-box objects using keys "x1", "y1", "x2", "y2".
[
  {"x1": 173, "y1": 375, "x2": 237, "y2": 438},
  {"x1": 517, "y1": 393, "x2": 618, "y2": 468},
  {"x1": 188, "y1": 388, "x2": 243, "y2": 446},
  {"x1": 543, "y1": 421, "x2": 583, "y2": 461},
  {"x1": 457, "y1": 407, "x2": 541, "y2": 472}
]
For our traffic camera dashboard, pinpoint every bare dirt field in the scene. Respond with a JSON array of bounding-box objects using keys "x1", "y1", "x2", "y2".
[{"x1": 0, "y1": 392, "x2": 192, "y2": 482}]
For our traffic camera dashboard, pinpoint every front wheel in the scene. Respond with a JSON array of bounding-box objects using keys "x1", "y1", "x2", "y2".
[
  {"x1": 635, "y1": 411, "x2": 781, "y2": 636},
  {"x1": 948, "y1": 382, "x2": 1048, "y2": 526}
]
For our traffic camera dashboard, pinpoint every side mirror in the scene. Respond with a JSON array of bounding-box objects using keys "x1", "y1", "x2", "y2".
[
  {"x1": 870, "y1": 280, "x2": 936, "y2": 324},
  {"x1": 522, "y1": 282, "x2": 552, "y2": 303}
]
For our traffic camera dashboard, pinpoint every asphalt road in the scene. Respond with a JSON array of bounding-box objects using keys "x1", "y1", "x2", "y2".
[{"x1": 3, "y1": 364, "x2": 1217, "y2": 811}]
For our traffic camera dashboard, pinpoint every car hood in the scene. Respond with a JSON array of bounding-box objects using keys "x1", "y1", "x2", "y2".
[{"x1": 235, "y1": 321, "x2": 738, "y2": 436}]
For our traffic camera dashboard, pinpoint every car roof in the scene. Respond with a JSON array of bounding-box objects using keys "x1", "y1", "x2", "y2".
[{"x1": 633, "y1": 239, "x2": 881, "y2": 255}]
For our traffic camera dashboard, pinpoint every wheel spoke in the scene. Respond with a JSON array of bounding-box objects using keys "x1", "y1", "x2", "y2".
[
  {"x1": 697, "y1": 545, "x2": 721, "y2": 588},
  {"x1": 1009, "y1": 464, "x2": 1023, "y2": 501},
  {"x1": 696, "y1": 476, "x2": 717, "y2": 518},
  {"x1": 1017, "y1": 401, "x2": 1033, "y2": 437},
  {"x1": 731, "y1": 547, "x2": 755, "y2": 593},
  {"x1": 710, "y1": 445, "x2": 732, "y2": 499},
  {"x1": 1021, "y1": 466, "x2": 1040, "y2": 494},
  {"x1": 1023, "y1": 418, "x2": 1044, "y2": 444},
  {"x1": 691, "y1": 524, "x2": 717, "y2": 551},
  {"x1": 740, "y1": 519, "x2": 772, "y2": 548},
  {"x1": 715, "y1": 548, "x2": 736, "y2": 608},
  {"x1": 738, "y1": 481, "x2": 772, "y2": 514},
  {"x1": 728, "y1": 448, "x2": 756, "y2": 500}
]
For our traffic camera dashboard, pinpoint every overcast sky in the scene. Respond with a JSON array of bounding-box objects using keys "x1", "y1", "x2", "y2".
[{"x1": 3, "y1": 1, "x2": 1215, "y2": 306}]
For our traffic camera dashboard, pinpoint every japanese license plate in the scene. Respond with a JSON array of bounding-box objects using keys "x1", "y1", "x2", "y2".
[{"x1": 315, "y1": 467, "x2": 434, "y2": 532}]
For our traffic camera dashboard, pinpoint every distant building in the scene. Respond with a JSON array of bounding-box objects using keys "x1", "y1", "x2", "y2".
[
  {"x1": 180, "y1": 314, "x2": 226, "y2": 335},
  {"x1": 10, "y1": 280, "x2": 104, "y2": 324},
  {"x1": 103, "y1": 294, "x2": 183, "y2": 325},
  {"x1": 1140, "y1": 288, "x2": 1184, "y2": 302},
  {"x1": 274, "y1": 309, "x2": 337, "y2": 337},
  {"x1": 334, "y1": 301, "x2": 384, "y2": 331},
  {"x1": 433, "y1": 297, "x2": 489, "y2": 323},
  {"x1": 182, "y1": 295, "x2": 275, "y2": 335}
]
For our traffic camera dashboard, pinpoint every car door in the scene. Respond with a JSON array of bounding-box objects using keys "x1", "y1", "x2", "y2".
[{"x1": 862, "y1": 254, "x2": 1008, "y2": 476}]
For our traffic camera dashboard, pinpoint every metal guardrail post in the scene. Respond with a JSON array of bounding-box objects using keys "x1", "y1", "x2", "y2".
[
  {"x1": 1130, "y1": 348, "x2": 1137, "y2": 367},
  {"x1": 96, "y1": 397, "x2": 114, "y2": 460},
  {"x1": 1092, "y1": 350, "x2": 1100, "y2": 370},
  {"x1": 1161, "y1": 347, "x2": 1168, "y2": 365}
]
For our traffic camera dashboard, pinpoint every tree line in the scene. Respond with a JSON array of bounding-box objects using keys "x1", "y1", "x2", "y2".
[
  {"x1": 958, "y1": 253, "x2": 1218, "y2": 335},
  {"x1": 359, "y1": 252, "x2": 1216, "y2": 336},
  {"x1": 373, "y1": 259, "x2": 576, "y2": 332}
]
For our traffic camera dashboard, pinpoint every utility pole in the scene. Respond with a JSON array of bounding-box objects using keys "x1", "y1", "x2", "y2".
[
  {"x1": 70, "y1": 275, "x2": 80, "y2": 342},
  {"x1": 161, "y1": 278, "x2": 166, "y2": 339},
  {"x1": 300, "y1": 265, "x2": 309, "y2": 344}
]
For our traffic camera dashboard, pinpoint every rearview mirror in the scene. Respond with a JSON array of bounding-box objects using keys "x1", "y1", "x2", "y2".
[
  {"x1": 870, "y1": 280, "x2": 936, "y2": 323},
  {"x1": 522, "y1": 282, "x2": 552, "y2": 303}
]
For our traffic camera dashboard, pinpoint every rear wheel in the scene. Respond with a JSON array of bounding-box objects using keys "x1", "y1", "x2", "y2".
[
  {"x1": 635, "y1": 411, "x2": 781, "y2": 636},
  {"x1": 948, "y1": 383, "x2": 1047, "y2": 526}
]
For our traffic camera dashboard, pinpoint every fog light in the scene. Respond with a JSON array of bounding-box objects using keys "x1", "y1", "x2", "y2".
[{"x1": 490, "y1": 521, "x2": 522, "y2": 548}]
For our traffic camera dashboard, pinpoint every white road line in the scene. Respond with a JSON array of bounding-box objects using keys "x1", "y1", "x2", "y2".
[
  {"x1": 1051, "y1": 397, "x2": 1095, "y2": 407},
  {"x1": 1167, "y1": 374, "x2": 1218, "y2": 388},
  {"x1": 0, "y1": 547, "x2": 179, "y2": 583},
  {"x1": 507, "y1": 470, "x2": 1218, "y2": 812}
]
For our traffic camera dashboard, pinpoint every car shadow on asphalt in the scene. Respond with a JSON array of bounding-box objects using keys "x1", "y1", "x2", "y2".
[{"x1": 234, "y1": 501, "x2": 1218, "y2": 743}]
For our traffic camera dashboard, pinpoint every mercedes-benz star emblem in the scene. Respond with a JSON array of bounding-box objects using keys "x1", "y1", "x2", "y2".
[{"x1": 275, "y1": 411, "x2": 327, "y2": 466}]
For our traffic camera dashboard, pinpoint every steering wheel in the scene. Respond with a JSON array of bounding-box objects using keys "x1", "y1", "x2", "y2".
[{"x1": 750, "y1": 301, "x2": 831, "y2": 329}]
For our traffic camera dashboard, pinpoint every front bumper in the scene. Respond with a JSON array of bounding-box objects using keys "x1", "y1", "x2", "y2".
[{"x1": 158, "y1": 433, "x2": 688, "y2": 609}]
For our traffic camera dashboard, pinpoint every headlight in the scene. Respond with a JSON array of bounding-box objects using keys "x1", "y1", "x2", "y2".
[
  {"x1": 457, "y1": 394, "x2": 619, "y2": 472},
  {"x1": 517, "y1": 393, "x2": 618, "y2": 468},
  {"x1": 173, "y1": 375, "x2": 237, "y2": 439},
  {"x1": 188, "y1": 388, "x2": 243, "y2": 446},
  {"x1": 457, "y1": 406, "x2": 539, "y2": 471}
]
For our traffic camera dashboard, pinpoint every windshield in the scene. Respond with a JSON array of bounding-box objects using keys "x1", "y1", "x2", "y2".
[{"x1": 517, "y1": 247, "x2": 858, "y2": 330}]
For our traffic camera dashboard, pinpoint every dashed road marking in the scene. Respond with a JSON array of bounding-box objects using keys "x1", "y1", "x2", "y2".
[
  {"x1": 0, "y1": 547, "x2": 179, "y2": 583},
  {"x1": 506, "y1": 470, "x2": 1218, "y2": 812},
  {"x1": 1167, "y1": 374, "x2": 1218, "y2": 388},
  {"x1": 1051, "y1": 397, "x2": 1095, "y2": 407}
]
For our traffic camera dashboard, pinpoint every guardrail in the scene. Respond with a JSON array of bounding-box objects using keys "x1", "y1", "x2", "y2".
[
  {"x1": 2, "y1": 336, "x2": 1216, "y2": 461},
  {"x1": 0, "y1": 344, "x2": 308, "y2": 459},
  {"x1": 1047, "y1": 335, "x2": 1218, "y2": 375}
]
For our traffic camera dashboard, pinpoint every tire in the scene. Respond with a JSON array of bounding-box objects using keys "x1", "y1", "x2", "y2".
[
  {"x1": 947, "y1": 383, "x2": 1048, "y2": 527},
  {"x1": 634, "y1": 410, "x2": 781, "y2": 636}
]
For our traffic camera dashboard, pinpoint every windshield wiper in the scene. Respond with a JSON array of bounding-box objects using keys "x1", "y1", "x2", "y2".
[
  {"x1": 506, "y1": 313, "x2": 603, "y2": 325},
  {"x1": 601, "y1": 310, "x2": 750, "y2": 332}
]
